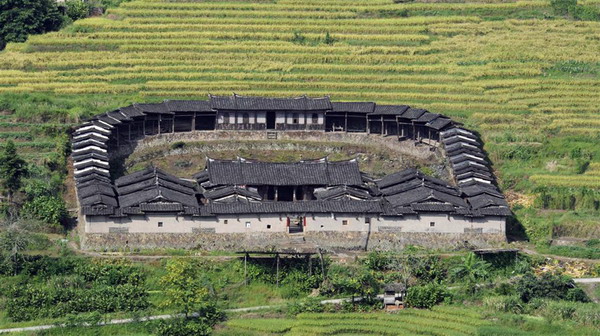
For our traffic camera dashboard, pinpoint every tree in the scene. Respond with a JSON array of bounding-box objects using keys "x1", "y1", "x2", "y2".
[
  {"x1": 450, "y1": 252, "x2": 490, "y2": 293},
  {"x1": 0, "y1": 140, "x2": 27, "y2": 202},
  {"x1": 157, "y1": 259, "x2": 222, "y2": 336},
  {"x1": 405, "y1": 283, "x2": 448, "y2": 309},
  {"x1": 0, "y1": 0, "x2": 64, "y2": 50},
  {"x1": 0, "y1": 212, "x2": 40, "y2": 275},
  {"x1": 516, "y1": 272, "x2": 589, "y2": 303}
]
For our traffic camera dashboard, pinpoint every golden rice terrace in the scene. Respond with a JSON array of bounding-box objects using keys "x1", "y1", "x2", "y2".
[{"x1": 1, "y1": 0, "x2": 600, "y2": 213}]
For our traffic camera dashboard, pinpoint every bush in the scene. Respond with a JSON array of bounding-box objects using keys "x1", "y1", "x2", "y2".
[
  {"x1": 515, "y1": 273, "x2": 588, "y2": 303},
  {"x1": 550, "y1": 0, "x2": 577, "y2": 16},
  {"x1": 21, "y1": 195, "x2": 68, "y2": 228},
  {"x1": 286, "y1": 297, "x2": 324, "y2": 316},
  {"x1": 64, "y1": 0, "x2": 90, "y2": 21},
  {"x1": 320, "y1": 264, "x2": 380, "y2": 298},
  {"x1": 405, "y1": 283, "x2": 448, "y2": 309},
  {"x1": 155, "y1": 317, "x2": 212, "y2": 336},
  {"x1": 483, "y1": 295, "x2": 525, "y2": 314}
]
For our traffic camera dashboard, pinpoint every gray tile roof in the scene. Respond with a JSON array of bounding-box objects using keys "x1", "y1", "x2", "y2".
[
  {"x1": 205, "y1": 158, "x2": 363, "y2": 186},
  {"x1": 371, "y1": 104, "x2": 409, "y2": 115},
  {"x1": 116, "y1": 167, "x2": 198, "y2": 208},
  {"x1": 426, "y1": 117, "x2": 452, "y2": 130},
  {"x1": 165, "y1": 100, "x2": 213, "y2": 112},
  {"x1": 204, "y1": 186, "x2": 262, "y2": 201},
  {"x1": 210, "y1": 94, "x2": 331, "y2": 111},
  {"x1": 134, "y1": 102, "x2": 173, "y2": 114},
  {"x1": 313, "y1": 186, "x2": 372, "y2": 200},
  {"x1": 119, "y1": 105, "x2": 147, "y2": 118},
  {"x1": 331, "y1": 102, "x2": 376, "y2": 113}
]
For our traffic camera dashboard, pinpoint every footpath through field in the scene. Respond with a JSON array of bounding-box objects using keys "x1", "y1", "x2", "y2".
[{"x1": 0, "y1": 297, "x2": 362, "y2": 334}]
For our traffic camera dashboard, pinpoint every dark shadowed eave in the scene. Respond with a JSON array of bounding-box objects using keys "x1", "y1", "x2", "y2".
[{"x1": 207, "y1": 200, "x2": 383, "y2": 214}]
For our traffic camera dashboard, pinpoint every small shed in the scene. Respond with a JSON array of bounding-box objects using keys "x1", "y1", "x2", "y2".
[{"x1": 383, "y1": 283, "x2": 407, "y2": 311}]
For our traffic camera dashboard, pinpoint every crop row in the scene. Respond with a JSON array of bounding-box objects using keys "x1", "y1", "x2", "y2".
[
  {"x1": 530, "y1": 175, "x2": 600, "y2": 188},
  {"x1": 115, "y1": 1, "x2": 548, "y2": 12},
  {"x1": 119, "y1": 15, "x2": 483, "y2": 26}
]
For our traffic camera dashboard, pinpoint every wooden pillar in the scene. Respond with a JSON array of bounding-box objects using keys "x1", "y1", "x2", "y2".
[
  {"x1": 381, "y1": 116, "x2": 384, "y2": 135},
  {"x1": 142, "y1": 117, "x2": 146, "y2": 135},
  {"x1": 344, "y1": 113, "x2": 348, "y2": 132},
  {"x1": 318, "y1": 248, "x2": 326, "y2": 285},
  {"x1": 244, "y1": 253, "x2": 248, "y2": 286},
  {"x1": 172, "y1": 117, "x2": 175, "y2": 133},
  {"x1": 293, "y1": 186, "x2": 297, "y2": 201},
  {"x1": 158, "y1": 115, "x2": 162, "y2": 135},
  {"x1": 366, "y1": 117, "x2": 370, "y2": 134},
  {"x1": 276, "y1": 253, "x2": 280, "y2": 287},
  {"x1": 192, "y1": 112, "x2": 196, "y2": 131}
]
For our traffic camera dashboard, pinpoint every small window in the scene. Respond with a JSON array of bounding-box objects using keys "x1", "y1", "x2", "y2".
[
  {"x1": 342, "y1": 220, "x2": 348, "y2": 225},
  {"x1": 267, "y1": 224, "x2": 271, "y2": 229},
  {"x1": 222, "y1": 113, "x2": 230, "y2": 124},
  {"x1": 158, "y1": 222, "x2": 163, "y2": 227},
  {"x1": 365, "y1": 217, "x2": 371, "y2": 224},
  {"x1": 223, "y1": 219, "x2": 228, "y2": 224},
  {"x1": 312, "y1": 113, "x2": 319, "y2": 124},
  {"x1": 430, "y1": 222, "x2": 435, "y2": 227},
  {"x1": 245, "y1": 221, "x2": 251, "y2": 228},
  {"x1": 292, "y1": 113, "x2": 299, "y2": 124}
]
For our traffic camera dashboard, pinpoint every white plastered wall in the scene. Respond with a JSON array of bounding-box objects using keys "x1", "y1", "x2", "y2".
[{"x1": 86, "y1": 213, "x2": 505, "y2": 234}]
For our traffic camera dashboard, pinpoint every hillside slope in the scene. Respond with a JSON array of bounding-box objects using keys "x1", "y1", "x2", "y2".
[{"x1": 0, "y1": 0, "x2": 599, "y2": 242}]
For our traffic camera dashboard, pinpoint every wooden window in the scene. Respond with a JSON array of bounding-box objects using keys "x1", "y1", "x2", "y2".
[
  {"x1": 158, "y1": 222, "x2": 163, "y2": 228},
  {"x1": 342, "y1": 220, "x2": 348, "y2": 225},
  {"x1": 267, "y1": 224, "x2": 271, "y2": 229},
  {"x1": 292, "y1": 113, "x2": 299, "y2": 124},
  {"x1": 223, "y1": 113, "x2": 230, "y2": 124},
  {"x1": 365, "y1": 217, "x2": 371, "y2": 224},
  {"x1": 312, "y1": 113, "x2": 319, "y2": 124},
  {"x1": 242, "y1": 113, "x2": 250, "y2": 124},
  {"x1": 245, "y1": 221, "x2": 251, "y2": 228},
  {"x1": 223, "y1": 219, "x2": 228, "y2": 224},
  {"x1": 430, "y1": 222, "x2": 435, "y2": 227}
]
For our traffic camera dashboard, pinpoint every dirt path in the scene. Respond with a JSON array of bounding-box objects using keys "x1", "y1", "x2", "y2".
[{"x1": 520, "y1": 248, "x2": 600, "y2": 264}]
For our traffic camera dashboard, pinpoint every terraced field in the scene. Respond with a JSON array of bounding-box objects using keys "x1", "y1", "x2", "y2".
[
  {"x1": 0, "y1": 0, "x2": 599, "y2": 226},
  {"x1": 220, "y1": 306, "x2": 560, "y2": 335}
]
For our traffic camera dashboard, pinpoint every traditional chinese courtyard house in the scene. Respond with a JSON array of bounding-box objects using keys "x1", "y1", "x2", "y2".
[{"x1": 74, "y1": 95, "x2": 510, "y2": 251}]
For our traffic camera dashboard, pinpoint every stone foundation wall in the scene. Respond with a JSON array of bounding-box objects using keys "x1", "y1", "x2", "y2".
[{"x1": 82, "y1": 231, "x2": 506, "y2": 251}]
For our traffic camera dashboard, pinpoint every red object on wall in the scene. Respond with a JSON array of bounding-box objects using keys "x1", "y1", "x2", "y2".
[
  {"x1": 303, "y1": 217, "x2": 307, "y2": 227},
  {"x1": 286, "y1": 217, "x2": 290, "y2": 227}
]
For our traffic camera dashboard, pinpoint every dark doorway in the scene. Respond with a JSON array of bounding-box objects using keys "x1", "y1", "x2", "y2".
[
  {"x1": 266, "y1": 111, "x2": 276, "y2": 129},
  {"x1": 195, "y1": 114, "x2": 216, "y2": 130},
  {"x1": 288, "y1": 216, "x2": 304, "y2": 234}
]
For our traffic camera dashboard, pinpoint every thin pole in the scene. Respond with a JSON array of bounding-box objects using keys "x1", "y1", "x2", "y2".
[
  {"x1": 308, "y1": 255, "x2": 312, "y2": 276},
  {"x1": 318, "y1": 248, "x2": 326, "y2": 285},
  {"x1": 276, "y1": 253, "x2": 280, "y2": 287},
  {"x1": 244, "y1": 253, "x2": 248, "y2": 286}
]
